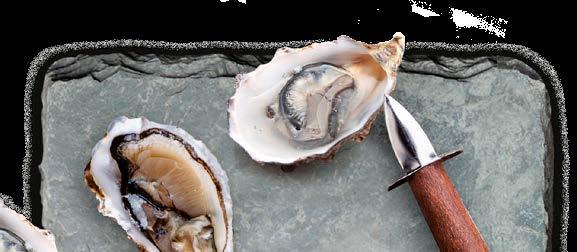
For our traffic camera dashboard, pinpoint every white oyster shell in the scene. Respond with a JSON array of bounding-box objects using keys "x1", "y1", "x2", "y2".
[
  {"x1": 0, "y1": 199, "x2": 58, "y2": 252},
  {"x1": 84, "y1": 116, "x2": 233, "y2": 252},
  {"x1": 229, "y1": 33, "x2": 405, "y2": 164}
]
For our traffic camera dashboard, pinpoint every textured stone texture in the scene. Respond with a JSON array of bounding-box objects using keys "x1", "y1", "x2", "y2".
[{"x1": 40, "y1": 52, "x2": 552, "y2": 251}]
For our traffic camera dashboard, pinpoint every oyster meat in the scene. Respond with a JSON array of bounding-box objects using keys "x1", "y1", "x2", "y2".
[
  {"x1": 84, "y1": 117, "x2": 233, "y2": 252},
  {"x1": 228, "y1": 33, "x2": 405, "y2": 164},
  {"x1": 0, "y1": 198, "x2": 58, "y2": 252}
]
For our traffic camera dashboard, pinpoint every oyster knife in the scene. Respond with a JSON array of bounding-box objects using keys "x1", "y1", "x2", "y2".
[{"x1": 383, "y1": 95, "x2": 489, "y2": 251}]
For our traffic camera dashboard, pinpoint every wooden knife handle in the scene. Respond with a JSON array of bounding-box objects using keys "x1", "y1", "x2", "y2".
[{"x1": 408, "y1": 161, "x2": 489, "y2": 252}]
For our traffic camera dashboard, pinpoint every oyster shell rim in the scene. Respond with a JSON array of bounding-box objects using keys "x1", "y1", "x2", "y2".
[{"x1": 0, "y1": 198, "x2": 58, "y2": 252}]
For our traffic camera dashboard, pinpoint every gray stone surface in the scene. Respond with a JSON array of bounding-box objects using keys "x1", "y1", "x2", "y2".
[{"x1": 40, "y1": 52, "x2": 552, "y2": 251}]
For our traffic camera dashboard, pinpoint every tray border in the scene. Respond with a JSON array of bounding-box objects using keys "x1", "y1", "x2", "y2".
[{"x1": 16, "y1": 39, "x2": 569, "y2": 251}]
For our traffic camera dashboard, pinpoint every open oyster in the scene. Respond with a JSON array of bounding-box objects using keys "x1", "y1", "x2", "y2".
[
  {"x1": 228, "y1": 33, "x2": 405, "y2": 164},
  {"x1": 84, "y1": 117, "x2": 233, "y2": 252},
  {"x1": 0, "y1": 198, "x2": 58, "y2": 252}
]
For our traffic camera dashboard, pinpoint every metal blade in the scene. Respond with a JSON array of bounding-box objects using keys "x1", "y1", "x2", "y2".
[{"x1": 383, "y1": 95, "x2": 438, "y2": 173}]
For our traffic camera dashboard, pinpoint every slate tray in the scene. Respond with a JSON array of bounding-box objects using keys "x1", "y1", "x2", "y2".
[{"x1": 34, "y1": 42, "x2": 564, "y2": 252}]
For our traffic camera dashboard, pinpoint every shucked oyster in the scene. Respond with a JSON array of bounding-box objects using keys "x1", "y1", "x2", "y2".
[
  {"x1": 228, "y1": 33, "x2": 405, "y2": 164},
  {"x1": 84, "y1": 117, "x2": 233, "y2": 252},
  {"x1": 0, "y1": 198, "x2": 58, "y2": 252}
]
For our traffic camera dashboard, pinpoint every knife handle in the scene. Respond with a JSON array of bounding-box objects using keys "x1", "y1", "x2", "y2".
[{"x1": 408, "y1": 161, "x2": 489, "y2": 252}]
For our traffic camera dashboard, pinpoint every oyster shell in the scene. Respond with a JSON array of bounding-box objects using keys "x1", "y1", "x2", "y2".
[
  {"x1": 84, "y1": 117, "x2": 233, "y2": 252},
  {"x1": 0, "y1": 199, "x2": 58, "y2": 252},
  {"x1": 228, "y1": 33, "x2": 405, "y2": 164}
]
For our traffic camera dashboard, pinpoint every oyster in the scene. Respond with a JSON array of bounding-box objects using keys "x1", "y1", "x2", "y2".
[
  {"x1": 84, "y1": 117, "x2": 233, "y2": 252},
  {"x1": 0, "y1": 198, "x2": 58, "y2": 252},
  {"x1": 228, "y1": 33, "x2": 405, "y2": 164}
]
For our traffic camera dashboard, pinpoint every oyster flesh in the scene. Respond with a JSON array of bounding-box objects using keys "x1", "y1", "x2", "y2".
[
  {"x1": 84, "y1": 117, "x2": 233, "y2": 252},
  {"x1": 228, "y1": 33, "x2": 405, "y2": 164},
  {"x1": 0, "y1": 198, "x2": 58, "y2": 252}
]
